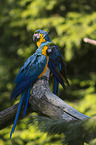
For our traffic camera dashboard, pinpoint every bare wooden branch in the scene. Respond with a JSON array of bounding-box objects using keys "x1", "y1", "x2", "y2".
[
  {"x1": 30, "y1": 68, "x2": 89, "y2": 121},
  {"x1": 0, "y1": 68, "x2": 89, "y2": 130},
  {"x1": 0, "y1": 103, "x2": 33, "y2": 130},
  {"x1": 83, "y1": 38, "x2": 96, "y2": 46}
]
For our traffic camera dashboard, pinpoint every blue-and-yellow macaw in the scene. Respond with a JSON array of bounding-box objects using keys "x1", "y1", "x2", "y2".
[
  {"x1": 10, "y1": 30, "x2": 69, "y2": 138},
  {"x1": 10, "y1": 43, "x2": 50, "y2": 138},
  {"x1": 33, "y1": 29, "x2": 69, "y2": 95}
]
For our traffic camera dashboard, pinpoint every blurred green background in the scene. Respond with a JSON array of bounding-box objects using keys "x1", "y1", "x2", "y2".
[{"x1": 0, "y1": 0, "x2": 96, "y2": 144}]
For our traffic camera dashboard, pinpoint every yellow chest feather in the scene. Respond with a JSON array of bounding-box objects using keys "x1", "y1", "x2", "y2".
[{"x1": 38, "y1": 46, "x2": 49, "y2": 78}]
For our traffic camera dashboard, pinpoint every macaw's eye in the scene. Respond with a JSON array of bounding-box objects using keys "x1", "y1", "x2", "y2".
[
  {"x1": 46, "y1": 45, "x2": 56, "y2": 56},
  {"x1": 33, "y1": 33, "x2": 40, "y2": 42},
  {"x1": 46, "y1": 48, "x2": 53, "y2": 56}
]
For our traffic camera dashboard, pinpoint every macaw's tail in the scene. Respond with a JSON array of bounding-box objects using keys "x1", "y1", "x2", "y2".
[
  {"x1": 23, "y1": 86, "x2": 31, "y2": 117},
  {"x1": 10, "y1": 93, "x2": 24, "y2": 138},
  {"x1": 53, "y1": 77, "x2": 59, "y2": 96},
  {"x1": 53, "y1": 63, "x2": 61, "y2": 96},
  {"x1": 10, "y1": 86, "x2": 31, "y2": 138}
]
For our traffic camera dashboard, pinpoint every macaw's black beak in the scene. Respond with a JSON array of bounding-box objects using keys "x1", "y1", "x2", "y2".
[{"x1": 33, "y1": 33, "x2": 40, "y2": 42}]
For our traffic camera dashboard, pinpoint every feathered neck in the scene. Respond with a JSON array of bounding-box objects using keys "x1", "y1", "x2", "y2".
[
  {"x1": 37, "y1": 34, "x2": 46, "y2": 48},
  {"x1": 37, "y1": 34, "x2": 50, "y2": 48}
]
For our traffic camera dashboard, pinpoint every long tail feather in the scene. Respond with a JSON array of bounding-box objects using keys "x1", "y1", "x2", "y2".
[
  {"x1": 23, "y1": 86, "x2": 31, "y2": 117},
  {"x1": 10, "y1": 93, "x2": 24, "y2": 138},
  {"x1": 53, "y1": 77, "x2": 59, "y2": 95}
]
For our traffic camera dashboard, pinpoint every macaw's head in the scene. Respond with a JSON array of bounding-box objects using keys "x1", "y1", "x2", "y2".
[{"x1": 33, "y1": 29, "x2": 50, "y2": 47}]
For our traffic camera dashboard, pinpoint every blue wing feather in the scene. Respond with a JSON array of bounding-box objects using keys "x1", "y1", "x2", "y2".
[
  {"x1": 11, "y1": 76, "x2": 36, "y2": 100},
  {"x1": 48, "y1": 59, "x2": 65, "y2": 89},
  {"x1": 15, "y1": 54, "x2": 36, "y2": 83},
  {"x1": 11, "y1": 54, "x2": 47, "y2": 99}
]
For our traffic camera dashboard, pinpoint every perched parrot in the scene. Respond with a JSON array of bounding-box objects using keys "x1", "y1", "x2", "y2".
[
  {"x1": 10, "y1": 30, "x2": 69, "y2": 138},
  {"x1": 33, "y1": 29, "x2": 69, "y2": 95},
  {"x1": 10, "y1": 42, "x2": 51, "y2": 138}
]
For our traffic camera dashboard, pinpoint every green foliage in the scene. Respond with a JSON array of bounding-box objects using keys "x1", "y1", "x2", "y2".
[
  {"x1": 0, "y1": 0, "x2": 96, "y2": 144},
  {"x1": 0, "y1": 114, "x2": 63, "y2": 145}
]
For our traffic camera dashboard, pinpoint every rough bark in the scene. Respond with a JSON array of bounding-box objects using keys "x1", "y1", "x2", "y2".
[{"x1": 0, "y1": 68, "x2": 89, "y2": 131}]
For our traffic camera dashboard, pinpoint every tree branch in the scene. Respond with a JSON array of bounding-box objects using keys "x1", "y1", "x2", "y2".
[
  {"x1": 83, "y1": 38, "x2": 96, "y2": 46},
  {"x1": 0, "y1": 103, "x2": 33, "y2": 130},
  {"x1": 0, "y1": 68, "x2": 89, "y2": 131}
]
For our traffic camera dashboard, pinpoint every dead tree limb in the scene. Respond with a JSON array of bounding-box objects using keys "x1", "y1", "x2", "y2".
[{"x1": 0, "y1": 68, "x2": 89, "y2": 131}]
